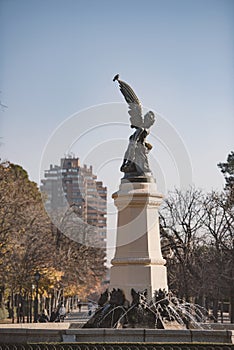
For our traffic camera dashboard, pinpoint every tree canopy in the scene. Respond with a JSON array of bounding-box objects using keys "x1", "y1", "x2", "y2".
[{"x1": 0, "y1": 161, "x2": 106, "y2": 319}]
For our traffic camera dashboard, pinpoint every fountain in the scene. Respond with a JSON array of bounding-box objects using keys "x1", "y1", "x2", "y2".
[
  {"x1": 83, "y1": 76, "x2": 208, "y2": 330},
  {"x1": 0, "y1": 76, "x2": 233, "y2": 346},
  {"x1": 83, "y1": 288, "x2": 208, "y2": 329}
]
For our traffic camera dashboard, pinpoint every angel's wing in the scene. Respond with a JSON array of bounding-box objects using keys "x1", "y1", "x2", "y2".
[
  {"x1": 113, "y1": 75, "x2": 143, "y2": 128},
  {"x1": 143, "y1": 111, "x2": 155, "y2": 129}
]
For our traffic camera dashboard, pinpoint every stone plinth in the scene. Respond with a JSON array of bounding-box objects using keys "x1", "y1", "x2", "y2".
[{"x1": 110, "y1": 178, "x2": 168, "y2": 301}]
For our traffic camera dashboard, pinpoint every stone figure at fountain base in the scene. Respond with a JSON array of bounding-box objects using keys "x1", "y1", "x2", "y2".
[{"x1": 83, "y1": 287, "x2": 206, "y2": 329}]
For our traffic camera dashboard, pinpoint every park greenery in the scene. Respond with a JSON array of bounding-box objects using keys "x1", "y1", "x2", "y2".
[
  {"x1": 0, "y1": 151, "x2": 233, "y2": 323},
  {"x1": 0, "y1": 161, "x2": 106, "y2": 322}
]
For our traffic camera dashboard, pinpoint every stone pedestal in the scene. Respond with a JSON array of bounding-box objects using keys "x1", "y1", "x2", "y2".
[{"x1": 110, "y1": 178, "x2": 168, "y2": 301}]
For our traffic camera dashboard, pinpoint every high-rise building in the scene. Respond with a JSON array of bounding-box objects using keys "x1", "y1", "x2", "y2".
[{"x1": 41, "y1": 156, "x2": 107, "y2": 247}]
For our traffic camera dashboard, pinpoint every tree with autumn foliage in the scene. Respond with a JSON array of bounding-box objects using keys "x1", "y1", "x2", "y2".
[
  {"x1": 0, "y1": 162, "x2": 53, "y2": 285},
  {"x1": 0, "y1": 161, "x2": 58, "y2": 321},
  {"x1": 0, "y1": 161, "x2": 106, "y2": 322}
]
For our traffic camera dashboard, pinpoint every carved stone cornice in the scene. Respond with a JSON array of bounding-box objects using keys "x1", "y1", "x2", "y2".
[
  {"x1": 112, "y1": 183, "x2": 164, "y2": 209},
  {"x1": 111, "y1": 257, "x2": 166, "y2": 266}
]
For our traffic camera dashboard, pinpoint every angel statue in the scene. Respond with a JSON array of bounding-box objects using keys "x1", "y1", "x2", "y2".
[{"x1": 113, "y1": 74, "x2": 155, "y2": 176}]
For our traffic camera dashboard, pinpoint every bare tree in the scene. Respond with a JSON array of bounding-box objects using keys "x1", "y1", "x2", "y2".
[
  {"x1": 203, "y1": 191, "x2": 234, "y2": 322},
  {"x1": 160, "y1": 187, "x2": 207, "y2": 301}
]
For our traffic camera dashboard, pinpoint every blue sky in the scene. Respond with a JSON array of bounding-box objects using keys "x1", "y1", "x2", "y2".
[{"x1": 1, "y1": 0, "x2": 233, "y2": 193}]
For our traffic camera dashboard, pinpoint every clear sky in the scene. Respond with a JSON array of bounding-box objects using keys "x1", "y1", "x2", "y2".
[{"x1": 1, "y1": 0, "x2": 233, "y2": 190}]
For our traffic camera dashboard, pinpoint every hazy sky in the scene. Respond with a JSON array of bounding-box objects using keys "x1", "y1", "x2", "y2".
[{"x1": 1, "y1": 0, "x2": 233, "y2": 194}]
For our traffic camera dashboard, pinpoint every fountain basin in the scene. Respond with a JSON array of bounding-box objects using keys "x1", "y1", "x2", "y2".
[{"x1": 0, "y1": 326, "x2": 233, "y2": 344}]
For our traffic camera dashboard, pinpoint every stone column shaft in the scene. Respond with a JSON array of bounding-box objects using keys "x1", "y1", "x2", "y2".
[{"x1": 110, "y1": 181, "x2": 168, "y2": 301}]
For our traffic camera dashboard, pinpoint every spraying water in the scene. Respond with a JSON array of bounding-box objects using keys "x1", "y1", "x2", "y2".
[{"x1": 83, "y1": 288, "x2": 209, "y2": 329}]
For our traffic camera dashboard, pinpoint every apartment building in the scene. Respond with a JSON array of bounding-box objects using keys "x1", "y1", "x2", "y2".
[{"x1": 41, "y1": 156, "x2": 107, "y2": 246}]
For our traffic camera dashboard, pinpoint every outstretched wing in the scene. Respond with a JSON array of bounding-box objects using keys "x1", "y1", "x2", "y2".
[
  {"x1": 143, "y1": 111, "x2": 155, "y2": 129},
  {"x1": 114, "y1": 75, "x2": 143, "y2": 128}
]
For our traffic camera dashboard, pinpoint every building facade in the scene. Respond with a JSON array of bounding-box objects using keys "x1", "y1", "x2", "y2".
[{"x1": 41, "y1": 156, "x2": 107, "y2": 247}]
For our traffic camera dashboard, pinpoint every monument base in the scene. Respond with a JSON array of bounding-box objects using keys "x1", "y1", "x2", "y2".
[
  {"x1": 110, "y1": 177, "x2": 168, "y2": 301},
  {"x1": 110, "y1": 264, "x2": 168, "y2": 302}
]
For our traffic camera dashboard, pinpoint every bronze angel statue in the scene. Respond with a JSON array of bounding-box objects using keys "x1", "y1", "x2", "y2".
[{"x1": 113, "y1": 74, "x2": 155, "y2": 176}]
